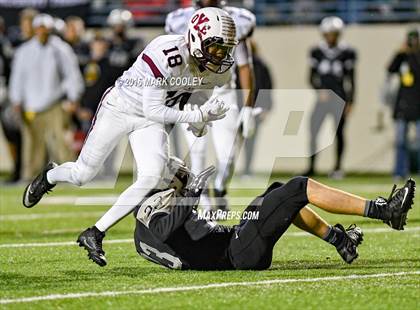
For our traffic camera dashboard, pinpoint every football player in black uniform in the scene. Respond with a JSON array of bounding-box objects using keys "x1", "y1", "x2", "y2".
[
  {"x1": 130, "y1": 158, "x2": 415, "y2": 270},
  {"x1": 306, "y1": 16, "x2": 357, "y2": 179},
  {"x1": 106, "y1": 9, "x2": 144, "y2": 84}
]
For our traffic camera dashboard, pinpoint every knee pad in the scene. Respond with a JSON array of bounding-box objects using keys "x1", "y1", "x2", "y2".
[
  {"x1": 71, "y1": 164, "x2": 97, "y2": 186},
  {"x1": 261, "y1": 182, "x2": 284, "y2": 196},
  {"x1": 286, "y1": 176, "x2": 309, "y2": 193}
]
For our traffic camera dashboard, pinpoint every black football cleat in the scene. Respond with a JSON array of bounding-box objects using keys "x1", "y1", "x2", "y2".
[
  {"x1": 382, "y1": 178, "x2": 416, "y2": 230},
  {"x1": 22, "y1": 162, "x2": 57, "y2": 208},
  {"x1": 334, "y1": 224, "x2": 364, "y2": 264},
  {"x1": 77, "y1": 227, "x2": 107, "y2": 267}
]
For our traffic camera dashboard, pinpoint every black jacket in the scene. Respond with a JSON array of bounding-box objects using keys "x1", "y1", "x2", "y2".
[{"x1": 388, "y1": 50, "x2": 420, "y2": 121}]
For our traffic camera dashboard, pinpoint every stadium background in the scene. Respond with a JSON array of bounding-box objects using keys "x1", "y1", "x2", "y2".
[
  {"x1": 0, "y1": 2, "x2": 419, "y2": 308},
  {"x1": 0, "y1": 0, "x2": 419, "y2": 175}
]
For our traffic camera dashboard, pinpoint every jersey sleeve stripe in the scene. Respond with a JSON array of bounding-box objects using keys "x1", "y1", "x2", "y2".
[
  {"x1": 82, "y1": 86, "x2": 114, "y2": 147},
  {"x1": 142, "y1": 53, "x2": 164, "y2": 79}
]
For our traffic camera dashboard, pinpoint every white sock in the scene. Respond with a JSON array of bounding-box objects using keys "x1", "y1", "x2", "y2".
[
  {"x1": 95, "y1": 176, "x2": 161, "y2": 232},
  {"x1": 46, "y1": 161, "x2": 98, "y2": 187},
  {"x1": 46, "y1": 162, "x2": 75, "y2": 185}
]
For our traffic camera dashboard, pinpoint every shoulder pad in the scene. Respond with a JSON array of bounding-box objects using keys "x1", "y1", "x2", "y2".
[
  {"x1": 224, "y1": 6, "x2": 256, "y2": 40},
  {"x1": 136, "y1": 189, "x2": 175, "y2": 227},
  {"x1": 141, "y1": 35, "x2": 188, "y2": 80},
  {"x1": 165, "y1": 7, "x2": 194, "y2": 35}
]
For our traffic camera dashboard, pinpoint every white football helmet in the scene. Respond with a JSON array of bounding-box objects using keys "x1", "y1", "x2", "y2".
[
  {"x1": 107, "y1": 9, "x2": 134, "y2": 27},
  {"x1": 320, "y1": 16, "x2": 344, "y2": 34},
  {"x1": 186, "y1": 7, "x2": 237, "y2": 74}
]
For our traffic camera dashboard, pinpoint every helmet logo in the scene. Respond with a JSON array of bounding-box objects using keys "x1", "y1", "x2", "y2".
[{"x1": 191, "y1": 13, "x2": 210, "y2": 36}]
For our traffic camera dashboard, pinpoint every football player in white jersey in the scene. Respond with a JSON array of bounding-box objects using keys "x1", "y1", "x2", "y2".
[
  {"x1": 165, "y1": 0, "x2": 257, "y2": 211},
  {"x1": 22, "y1": 7, "x2": 237, "y2": 266}
]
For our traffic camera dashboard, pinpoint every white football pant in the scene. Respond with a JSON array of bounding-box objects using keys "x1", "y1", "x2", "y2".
[{"x1": 47, "y1": 88, "x2": 169, "y2": 231}]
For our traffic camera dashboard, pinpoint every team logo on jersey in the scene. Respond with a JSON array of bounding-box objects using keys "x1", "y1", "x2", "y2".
[{"x1": 191, "y1": 13, "x2": 210, "y2": 36}]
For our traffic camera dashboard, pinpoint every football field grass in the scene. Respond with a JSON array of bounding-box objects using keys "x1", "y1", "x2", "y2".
[{"x1": 0, "y1": 175, "x2": 419, "y2": 309}]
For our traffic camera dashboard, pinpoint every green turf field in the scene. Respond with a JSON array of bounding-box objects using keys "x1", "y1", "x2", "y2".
[{"x1": 0, "y1": 175, "x2": 419, "y2": 309}]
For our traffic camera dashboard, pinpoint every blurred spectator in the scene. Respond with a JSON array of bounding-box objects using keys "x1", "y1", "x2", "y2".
[
  {"x1": 9, "y1": 14, "x2": 84, "y2": 178},
  {"x1": 0, "y1": 0, "x2": 90, "y2": 26},
  {"x1": 9, "y1": 8, "x2": 38, "y2": 47},
  {"x1": 77, "y1": 34, "x2": 113, "y2": 138},
  {"x1": 77, "y1": 33, "x2": 116, "y2": 179},
  {"x1": 64, "y1": 16, "x2": 90, "y2": 153},
  {"x1": 106, "y1": 9, "x2": 144, "y2": 83},
  {"x1": 305, "y1": 16, "x2": 357, "y2": 179},
  {"x1": 387, "y1": 28, "x2": 420, "y2": 179},
  {"x1": 64, "y1": 16, "x2": 90, "y2": 69},
  {"x1": 0, "y1": 16, "x2": 22, "y2": 183},
  {"x1": 241, "y1": 40, "x2": 273, "y2": 177},
  {"x1": 52, "y1": 17, "x2": 66, "y2": 38}
]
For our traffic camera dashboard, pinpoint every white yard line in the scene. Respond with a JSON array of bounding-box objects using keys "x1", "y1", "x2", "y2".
[
  {"x1": 43, "y1": 196, "x2": 118, "y2": 205},
  {"x1": 285, "y1": 226, "x2": 420, "y2": 237},
  {"x1": 0, "y1": 271, "x2": 419, "y2": 305},
  {"x1": 0, "y1": 239, "x2": 132, "y2": 248},
  {"x1": 0, "y1": 227, "x2": 418, "y2": 249},
  {"x1": 0, "y1": 211, "x2": 104, "y2": 221}
]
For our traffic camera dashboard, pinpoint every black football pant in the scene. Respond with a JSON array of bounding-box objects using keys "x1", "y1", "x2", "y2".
[{"x1": 228, "y1": 177, "x2": 309, "y2": 270}]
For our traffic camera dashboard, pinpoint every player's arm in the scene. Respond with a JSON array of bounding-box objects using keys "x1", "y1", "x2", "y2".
[
  {"x1": 148, "y1": 174, "x2": 215, "y2": 242},
  {"x1": 343, "y1": 49, "x2": 357, "y2": 107},
  {"x1": 236, "y1": 40, "x2": 255, "y2": 108},
  {"x1": 143, "y1": 85, "x2": 201, "y2": 123},
  {"x1": 143, "y1": 84, "x2": 228, "y2": 124},
  {"x1": 309, "y1": 49, "x2": 321, "y2": 89},
  {"x1": 145, "y1": 166, "x2": 216, "y2": 243},
  {"x1": 387, "y1": 51, "x2": 405, "y2": 75},
  {"x1": 235, "y1": 39, "x2": 257, "y2": 138},
  {"x1": 148, "y1": 166, "x2": 216, "y2": 242},
  {"x1": 148, "y1": 197, "x2": 197, "y2": 242}
]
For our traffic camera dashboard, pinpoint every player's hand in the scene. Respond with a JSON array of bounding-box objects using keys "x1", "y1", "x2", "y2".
[
  {"x1": 239, "y1": 106, "x2": 256, "y2": 138},
  {"x1": 185, "y1": 104, "x2": 209, "y2": 137},
  {"x1": 185, "y1": 166, "x2": 216, "y2": 198},
  {"x1": 11, "y1": 104, "x2": 23, "y2": 124},
  {"x1": 344, "y1": 103, "x2": 353, "y2": 116},
  {"x1": 199, "y1": 98, "x2": 229, "y2": 122},
  {"x1": 62, "y1": 101, "x2": 79, "y2": 114}
]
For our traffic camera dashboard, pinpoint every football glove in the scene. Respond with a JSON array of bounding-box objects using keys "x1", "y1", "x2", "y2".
[
  {"x1": 239, "y1": 106, "x2": 256, "y2": 138},
  {"x1": 184, "y1": 104, "x2": 209, "y2": 137},
  {"x1": 199, "y1": 98, "x2": 229, "y2": 122},
  {"x1": 184, "y1": 166, "x2": 216, "y2": 201}
]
